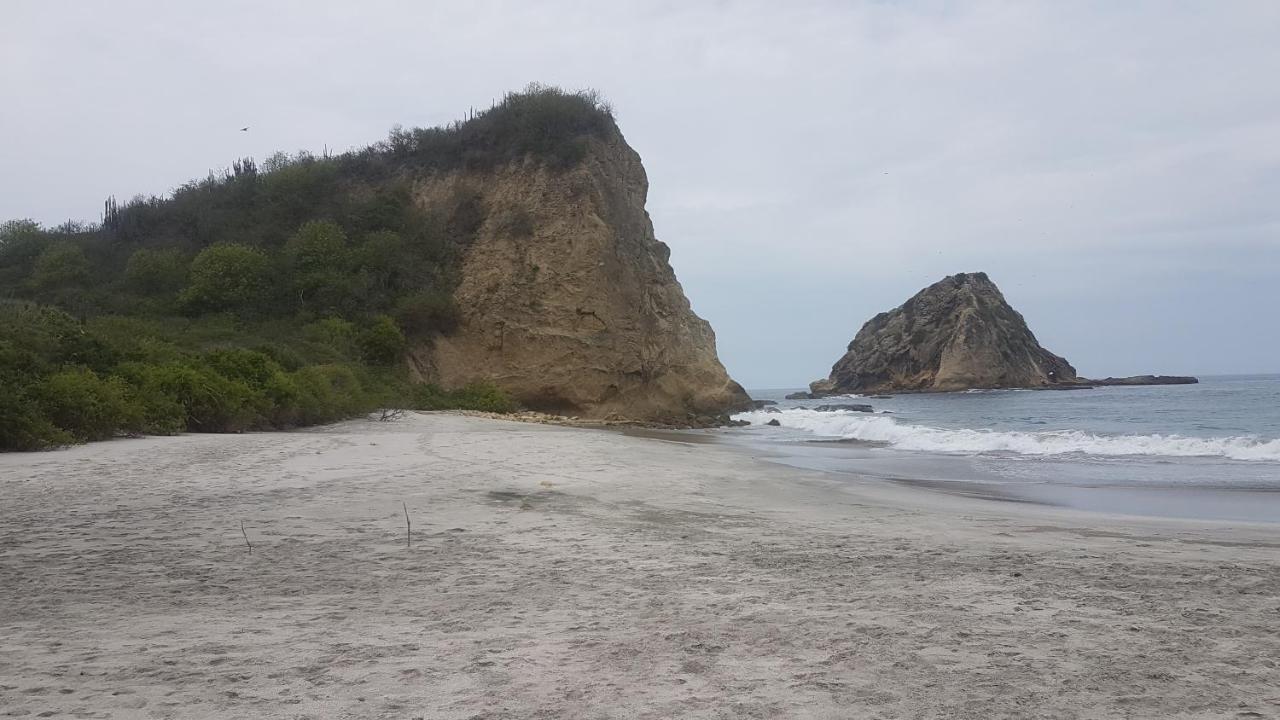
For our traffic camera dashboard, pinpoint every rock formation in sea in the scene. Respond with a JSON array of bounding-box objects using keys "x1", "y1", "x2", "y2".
[
  {"x1": 1088, "y1": 375, "x2": 1198, "y2": 386},
  {"x1": 407, "y1": 129, "x2": 749, "y2": 422},
  {"x1": 811, "y1": 272, "x2": 1079, "y2": 394}
]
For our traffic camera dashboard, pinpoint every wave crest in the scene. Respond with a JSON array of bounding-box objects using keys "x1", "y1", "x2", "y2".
[{"x1": 732, "y1": 409, "x2": 1280, "y2": 462}]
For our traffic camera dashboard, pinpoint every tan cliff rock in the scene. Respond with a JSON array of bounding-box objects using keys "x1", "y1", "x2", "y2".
[
  {"x1": 407, "y1": 135, "x2": 749, "y2": 422},
  {"x1": 811, "y1": 272, "x2": 1079, "y2": 395}
]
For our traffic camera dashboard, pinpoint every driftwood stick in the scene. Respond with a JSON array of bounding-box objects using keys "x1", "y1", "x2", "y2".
[
  {"x1": 241, "y1": 521, "x2": 252, "y2": 553},
  {"x1": 403, "y1": 502, "x2": 411, "y2": 547}
]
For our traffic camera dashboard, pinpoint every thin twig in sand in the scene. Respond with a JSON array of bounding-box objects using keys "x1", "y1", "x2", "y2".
[
  {"x1": 403, "y1": 501, "x2": 411, "y2": 547},
  {"x1": 240, "y1": 521, "x2": 252, "y2": 553}
]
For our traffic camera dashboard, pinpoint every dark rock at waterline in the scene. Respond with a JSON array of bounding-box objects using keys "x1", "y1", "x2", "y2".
[
  {"x1": 765, "y1": 419, "x2": 781, "y2": 426},
  {"x1": 1085, "y1": 375, "x2": 1199, "y2": 386},
  {"x1": 813, "y1": 404, "x2": 874, "y2": 413},
  {"x1": 748, "y1": 399, "x2": 778, "y2": 409},
  {"x1": 784, "y1": 391, "x2": 814, "y2": 400},
  {"x1": 811, "y1": 272, "x2": 1079, "y2": 394}
]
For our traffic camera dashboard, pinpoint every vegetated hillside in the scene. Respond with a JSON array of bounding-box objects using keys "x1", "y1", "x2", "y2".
[{"x1": 0, "y1": 86, "x2": 622, "y2": 450}]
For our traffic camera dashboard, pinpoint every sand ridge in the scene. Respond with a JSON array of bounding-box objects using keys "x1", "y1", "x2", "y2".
[{"x1": 1, "y1": 413, "x2": 1277, "y2": 718}]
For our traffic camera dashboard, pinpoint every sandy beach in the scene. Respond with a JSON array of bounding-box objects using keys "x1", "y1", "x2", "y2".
[{"x1": 1, "y1": 413, "x2": 1278, "y2": 719}]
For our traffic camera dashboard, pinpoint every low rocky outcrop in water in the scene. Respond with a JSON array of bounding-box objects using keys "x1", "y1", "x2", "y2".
[
  {"x1": 813, "y1": 404, "x2": 874, "y2": 413},
  {"x1": 1086, "y1": 375, "x2": 1199, "y2": 386},
  {"x1": 811, "y1": 272, "x2": 1079, "y2": 395}
]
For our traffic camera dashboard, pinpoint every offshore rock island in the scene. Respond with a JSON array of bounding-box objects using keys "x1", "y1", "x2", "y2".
[{"x1": 809, "y1": 272, "x2": 1196, "y2": 396}]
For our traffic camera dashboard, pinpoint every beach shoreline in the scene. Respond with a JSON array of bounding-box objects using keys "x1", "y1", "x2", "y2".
[{"x1": 2, "y1": 413, "x2": 1277, "y2": 718}]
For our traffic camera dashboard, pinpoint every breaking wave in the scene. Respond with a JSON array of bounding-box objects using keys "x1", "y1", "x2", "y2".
[{"x1": 732, "y1": 409, "x2": 1280, "y2": 462}]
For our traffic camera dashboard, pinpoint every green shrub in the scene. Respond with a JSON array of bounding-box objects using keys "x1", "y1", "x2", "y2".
[
  {"x1": 358, "y1": 315, "x2": 406, "y2": 365},
  {"x1": 202, "y1": 348, "x2": 298, "y2": 421},
  {"x1": 125, "y1": 360, "x2": 258, "y2": 432},
  {"x1": 302, "y1": 317, "x2": 359, "y2": 358},
  {"x1": 124, "y1": 248, "x2": 188, "y2": 295},
  {"x1": 178, "y1": 244, "x2": 273, "y2": 317},
  {"x1": 451, "y1": 382, "x2": 518, "y2": 412},
  {"x1": 84, "y1": 315, "x2": 177, "y2": 362},
  {"x1": 285, "y1": 222, "x2": 355, "y2": 315},
  {"x1": 290, "y1": 364, "x2": 374, "y2": 425},
  {"x1": 203, "y1": 348, "x2": 284, "y2": 387},
  {"x1": 410, "y1": 381, "x2": 516, "y2": 413},
  {"x1": 30, "y1": 241, "x2": 90, "y2": 291},
  {"x1": 122, "y1": 382, "x2": 187, "y2": 435},
  {"x1": 34, "y1": 368, "x2": 139, "y2": 441},
  {"x1": 0, "y1": 384, "x2": 71, "y2": 450},
  {"x1": 250, "y1": 342, "x2": 306, "y2": 372},
  {"x1": 285, "y1": 220, "x2": 349, "y2": 272},
  {"x1": 384, "y1": 84, "x2": 615, "y2": 172}
]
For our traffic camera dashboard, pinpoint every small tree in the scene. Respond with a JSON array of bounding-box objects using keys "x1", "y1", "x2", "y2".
[
  {"x1": 285, "y1": 220, "x2": 348, "y2": 273},
  {"x1": 178, "y1": 243, "x2": 272, "y2": 316},
  {"x1": 124, "y1": 248, "x2": 188, "y2": 295},
  {"x1": 359, "y1": 315, "x2": 407, "y2": 365},
  {"x1": 35, "y1": 368, "x2": 138, "y2": 441},
  {"x1": 0, "y1": 219, "x2": 43, "y2": 249},
  {"x1": 285, "y1": 221, "x2": 352, "y2": 314},
  {"x1": 30, "y1": 242, "x2": 90, "y2": 291}
]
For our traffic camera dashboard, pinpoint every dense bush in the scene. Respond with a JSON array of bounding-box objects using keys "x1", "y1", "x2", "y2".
[
  {"x1": 378, "y1": 84, "x2": 616, "y2": 172},
  {"x1": 34, "y1": 368, "x2": 139, "y2": 441},
  {"x1": 124, "y1": 248, "x2": 188, "y2": 295},
  {"x1": 290, "y1": 364, "x2": 375, "y2": 425},
  {"x1": 128, "y1": 360, "x2": 259, "y2": 432},
  {"x1": 178, "y1": 244, "x2": 273, "y2": 317},
  {"x1": 411, "y1": 382, "x2": 517, "y2": 413},
  {"x1": 358, "y1": 315, "x2": 407, "y2": 366},
  {"x1": 0, "y1": 306, "x2": 521, "y2": 451},
  {"x1": 30, "y1": 242, "x2": 90, "y2": 292},
  {"x1": 0, "y1": 385, "x2": 71, "y2": 450}
]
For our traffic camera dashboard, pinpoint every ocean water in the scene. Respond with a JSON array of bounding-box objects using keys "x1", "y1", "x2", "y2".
[{"x1": 729, "y1": 375, "x2": 1280, "y2": 523}]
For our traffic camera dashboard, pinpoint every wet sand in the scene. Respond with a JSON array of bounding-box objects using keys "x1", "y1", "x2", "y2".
[
  {"x1": 728, "y1": 435, "x2": 1280, "y2": 524},
  {"x1": 1, "y1": 413, "x2": 1278, "y2": 718}
]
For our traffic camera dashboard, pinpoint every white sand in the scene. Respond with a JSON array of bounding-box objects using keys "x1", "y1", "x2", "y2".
[{"x1": 1, "y1": 413, "x2": 1277, "y2": 719}]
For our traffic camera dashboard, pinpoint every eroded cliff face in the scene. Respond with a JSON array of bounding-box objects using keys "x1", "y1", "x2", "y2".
[
  {"x1": 407, "y1": 136, "x2": 749, "y2": 422},
  {"x1": 812, "y1": 272, "x2": 1078, "y2": 394}
]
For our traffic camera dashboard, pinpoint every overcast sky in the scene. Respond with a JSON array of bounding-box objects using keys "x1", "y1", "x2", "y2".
[{"x1": 3, "y1": 1, "x2": 1278, "y2": 386}]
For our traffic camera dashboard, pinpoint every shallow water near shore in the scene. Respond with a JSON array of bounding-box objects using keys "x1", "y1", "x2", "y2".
[{"x1": 728, "y1": 375, "x2": 1280, "y2": 524}]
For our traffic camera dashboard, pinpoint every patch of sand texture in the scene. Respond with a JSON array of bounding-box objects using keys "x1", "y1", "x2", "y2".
[{"x1": 1, "y1": 413, "x2": 1277, "y2": 719}]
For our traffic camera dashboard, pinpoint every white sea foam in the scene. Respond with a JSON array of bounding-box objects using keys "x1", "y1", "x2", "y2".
[{"x1": 733, "y1": 409, "x2": 1280, "y2": 462}]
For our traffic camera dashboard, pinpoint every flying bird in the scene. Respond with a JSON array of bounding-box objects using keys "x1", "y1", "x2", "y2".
[{"x1": 240, "y1": 126, "x2": 250, "y2": 132}]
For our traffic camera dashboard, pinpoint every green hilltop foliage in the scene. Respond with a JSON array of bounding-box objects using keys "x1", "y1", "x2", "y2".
[{"x1": 0, "y1": 85, "x2": 617, "y2": 450}]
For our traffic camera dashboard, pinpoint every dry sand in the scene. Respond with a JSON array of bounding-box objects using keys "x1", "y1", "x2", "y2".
[{"x1": 1, "y1": 413, "x2": 1278, "y2": 719}]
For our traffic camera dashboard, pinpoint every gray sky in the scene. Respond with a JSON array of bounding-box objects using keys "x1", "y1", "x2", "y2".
[{"x1": 3, "y1": 1, "x2": 1278, "y2": 387}]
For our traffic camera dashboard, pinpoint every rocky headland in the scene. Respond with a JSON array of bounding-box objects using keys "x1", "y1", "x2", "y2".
[
  {"x1": 0, "y1": 87, "x2": 751, "y2": 450},
  {"x1": 408, "y1": 126, "x2": 750, "y2": 423}
]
